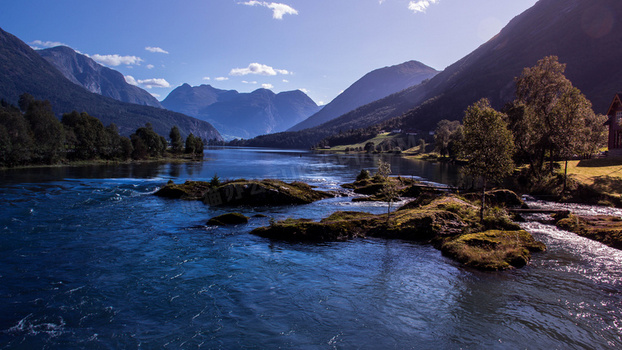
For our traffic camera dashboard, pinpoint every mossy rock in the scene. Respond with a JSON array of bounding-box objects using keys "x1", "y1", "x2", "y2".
[
  {"x1": 203, "y1": 179, "x2": 334, "y2": 207},
  {"x1": 250, "y1": 194, "x2": 545, "y2": 271},
  {"x1": 440, "y1": 230, "x2": 546, "y2": 270},
  {"x1": 207, "y1": 213, "x2": 249, "y2": 226},
  {"x1": 556, "y1": 214, "x2": 622, "y2": 250},
  {"x1": 154, "y1": 180, "x2": 212, "y2": 200},
  {"x1": 463, "y1": 189, "x2": 525, "y2": 208}
]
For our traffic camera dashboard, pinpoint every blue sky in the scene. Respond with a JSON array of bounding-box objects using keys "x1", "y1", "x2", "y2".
[{"x1": 1, "y1": 0, "x2": 538, "y2": 105}]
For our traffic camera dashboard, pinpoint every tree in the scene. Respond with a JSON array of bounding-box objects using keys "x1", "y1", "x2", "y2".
[
  {"x1": 185, "y1": 133, "x2": 204, "y2": 157},
  {"x1": 510, "y1": 56, "x2": 602, "y2": 178},
  {"x1": 131, "y1": 123, "x2": 166, "y2": 159},
  {"x1": 434, "y1": 119, "x2": 462, "y2": 158},
  {"x1": 376, "y1": 159, "x2": 398, "y2": 222},
  {"x1": 62, "y1": 111, "x2": 109, "y2": 160},
  {"x1": 460, "y1": 99, "x2": 515, "y2": 221},
  {"x1": 0, "y1": 103, "x2": 34, "y2": 166},
  {"x1": 169, "y1": 126, "x2": 183, "y2": 154},
  {"x1": 23, "y1": 98, "x2": 64, "y2": 163}
]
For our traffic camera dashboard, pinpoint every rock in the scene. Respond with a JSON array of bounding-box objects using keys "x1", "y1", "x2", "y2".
[
  {"x1": 203, "y1": 179, "x2": 333, "y2": 207},
  {"x1": 440, "y1": 230, "x2": 546, "y2": 270},
  {"x1": 464, "y1": 189, "x2": 525, "y2": 208},
  {"x1": 154, "y1": 180, "x2": 212, "y2": 200},
  {"x1": 156, "y1": 179, "x2": 333, "y2": 207},
  {"x1": 251, "y1": 194, "x2": 545, "y2": 271},
  {"x1": 207, "y1": 213, "x2": 249, "y2": 226},
  {"x1": 555, "y1": 214, "x2": 622, "y2": 250}
]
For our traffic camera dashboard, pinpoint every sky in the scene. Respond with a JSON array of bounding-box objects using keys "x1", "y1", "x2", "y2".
[{"x1": 1, "y1": 0, "x2": 539, "y2": 106}]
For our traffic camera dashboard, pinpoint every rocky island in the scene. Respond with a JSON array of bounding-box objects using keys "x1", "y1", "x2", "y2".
[{"x1": 155, "y1": 178, "x2": 334, "y2": 206}]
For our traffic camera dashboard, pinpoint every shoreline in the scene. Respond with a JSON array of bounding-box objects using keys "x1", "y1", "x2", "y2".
[{"x1": 0, "y1": 155, "x2": 204, "y2": 171}]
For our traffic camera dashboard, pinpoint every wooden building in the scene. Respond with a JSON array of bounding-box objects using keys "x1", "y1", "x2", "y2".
[{"x1": 605, "y1": 93, "x2": 622, "y2": 153}]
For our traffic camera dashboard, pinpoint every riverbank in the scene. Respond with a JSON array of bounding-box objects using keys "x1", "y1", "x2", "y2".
[{"x1": 0, "y1": 154, "x2": 203, "y2": 171}]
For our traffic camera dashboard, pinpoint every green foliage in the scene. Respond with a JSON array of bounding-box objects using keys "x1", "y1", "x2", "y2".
[
  {"x1": 461, "y1": 99, "x2": 515, "y2": 184},
  {"x1": 185, "y1": 133, "x2": 204, "y2": 156},
  {"x1": 0, "y1": 101, "x2": 34, "y2": 166},
  {"x1": 131, "y1": 123, "x2": 167, "y2": 159},
  {"x1": 210, "y1": 173, "x2": 221, "y2": 187},
  {"x1": 434, "y1": 119, "x2": 463, "y2": 158},
  {"x1": 460, "y1": 98, "x2": 515, "y2": 220},
  {"x1": 169, "y1": 126, "x2": 184, "y2": 154},
  {"x1": 0, "y1": 95, "x2": 177, "y2": 166},
  {"x1": 509, "y1": 56, "x2": 604, "y2": 178},
  {"x1": 24, "y1": 98, "x2": 65, "y2": 163},
  {"x1": 356, "y1": 169, "x2": 371, "y2": 181}
]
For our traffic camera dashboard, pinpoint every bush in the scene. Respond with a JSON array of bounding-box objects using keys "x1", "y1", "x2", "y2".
[{"x1": 356, "y1": 169, "x2": 371, "y2": 181}]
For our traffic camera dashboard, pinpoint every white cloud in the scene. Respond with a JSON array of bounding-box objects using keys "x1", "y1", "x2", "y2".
[
  {"x1": 29, "y1": 40, "x2": 67, "y2": 49},
  {"x1": 318, "y1": 101, "x2": 326, "y2": 106},
  {"x1": 215, "y1": 77, "x2": 229, "y2": 81},
  {"x1": 298, "y1": 88, "x2": 309, "y2": 94},
  {"x1": 145, "y1": 46, "x2": 169, "y2": 54},
  {"x1": 146, "y1": 64, "x2": 155, "y2": 69},
  {"x1": 282, "y1": 79, "x2": 289, "y2": 83},
  {"x1": 242, "y1": 80, "x2": 258, "y2": 84},
  {"x1": 150, "y1": 93, "x2": 161, "y2": 99},
  {"x1": 230, "y1": 62, "x2": 290, "y2": 76},
  {"x1": 90, "y1": 54, "x2": 144, "y2": 67},
  {"x1": 137, "y1": 78, "x2": 171, "y2": 88},
  {"x1": 261, "y1": 83, "x2": 274, "y2": 89},
  {"x1": 408, "y1": 0, "x2": 439, "y2": 13},
  {"x1": 124, "y1": 75, "x2": 139, "y2": 86},
  {"x1": 241, "y1": 1, "x2": 298, "y2": 20},
  {"x1": 203, "y1": 77, "x2": 211, "y2": 80}
]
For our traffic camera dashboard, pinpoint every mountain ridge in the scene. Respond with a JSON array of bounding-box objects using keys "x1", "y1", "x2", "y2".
[
  {"x1": 287, "y1": 60, "x2": 438, "y2": 131},
  {"x1": 38, "y1": 46, "x2": 163, "y2": 108},
  {"x1": 162, "y1": 84, "x2": 319, "y2": 139},
  {"x1": 0, "y1": 27, "x2": 222, "y2": 141}
]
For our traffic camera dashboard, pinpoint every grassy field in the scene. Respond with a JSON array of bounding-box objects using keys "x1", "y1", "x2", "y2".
[
  {"x1": 564, "y1": 158, "x2": 622, "y2": 183},
  {"x1": 327, "y1": 132, "x2": 396, "y2": 152},
  {"x1": 563, "y1": 157, "x2": 622, "y2": 197}
]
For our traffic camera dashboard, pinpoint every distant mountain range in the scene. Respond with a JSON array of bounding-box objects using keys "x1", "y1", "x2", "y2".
[
  {"x1": 162, "y1": 84, "x2": 319, "y2": 139},
  {"x1": 288, "y1": 60, "x2": 438, "y2": 131},
  {"x1": 38, "y1": 46, "x2": 163, "y2": 108},
  {"x1": 0, "y1": 27, "x2": 221, "y2": 141},
  {"x1": 240, "y1": 0, "x2": 622, "y2": 149}
]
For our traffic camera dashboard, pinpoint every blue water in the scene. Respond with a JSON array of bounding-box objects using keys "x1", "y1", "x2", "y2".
[{"x1": 1, "y1": 148, "x2": 621, "y2": 349}]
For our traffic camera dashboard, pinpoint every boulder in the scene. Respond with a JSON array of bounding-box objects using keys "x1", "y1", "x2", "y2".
[{"x1": 207, "y1": 213, "x2": 249, "y2": 226}]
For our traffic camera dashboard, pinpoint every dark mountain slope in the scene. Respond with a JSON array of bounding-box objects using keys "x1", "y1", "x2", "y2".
[
  {"x1": 393, "y1": 0, "x2": 622, "y2": 131},
  {"x1": 0, "y1": 27, "x2": 221, "y2": 141},
  {"x1": 288, "y1": 60, "x2": 438, "y2": 131},
  {"x1": 241, "y1": 0, "x2": 622, "y2": 149},
  {"x1": 38, "y1": 46, "x2": 163, "y2": 108}
]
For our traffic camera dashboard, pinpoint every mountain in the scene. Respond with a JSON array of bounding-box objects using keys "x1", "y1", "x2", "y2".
[
  {"x1": 288, "y1": 60, "x2": 438, "y2": 131},
  {"x1": 241, "y1": 0, "x2": 622, "y2": 149},
  {"x1": 391, "y1": 0, "x2": 622, "y2": 132},
  {"x1": 38, "y1": 46, "x2": 163, "y2": 108},
  {"x1": 162, "y1": 85, "x2": 320, "y2": 139},
  {"x1": 161, "y1": 84, "x2": 239, "y2": 118},
  {"x1": 0, "y1": 27, "x2": 221, "y2": 141}
]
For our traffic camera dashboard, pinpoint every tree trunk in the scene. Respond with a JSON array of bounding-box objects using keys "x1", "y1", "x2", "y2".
[
  {"x1": 563, "y1": 159, "x2": 568, "y2": 194},
  {"x1": 480, "y1": 178, "x2": 487, "y2": 222}
]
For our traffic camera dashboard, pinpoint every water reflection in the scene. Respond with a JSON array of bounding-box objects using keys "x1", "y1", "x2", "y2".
[{"x1": 0, "y1": 148, "x2": 462, "y2": 187}]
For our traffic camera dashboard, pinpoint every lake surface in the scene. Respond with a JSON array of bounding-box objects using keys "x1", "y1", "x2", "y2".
[{"x1": 1, "y1": 148, "x2": 621, "y2": 349}]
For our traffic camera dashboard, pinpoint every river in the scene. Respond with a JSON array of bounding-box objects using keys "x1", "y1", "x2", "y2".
[{"x1": 0, "y1": 148, "x2": 620, "y2": 349}]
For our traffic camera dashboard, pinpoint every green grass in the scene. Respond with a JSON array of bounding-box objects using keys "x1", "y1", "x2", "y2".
[{"x1": 326, "y1": 132, "x2": 395, "y2": 152}]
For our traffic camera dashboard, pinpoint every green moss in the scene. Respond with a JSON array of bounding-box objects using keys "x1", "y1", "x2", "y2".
[
  {"x1": 440, "y1": 230, "x2": 546, "y2": 270},
  {"x1": 207, "y1": 213, "x2": 249, "y2": 226},
  {"x1": 250, "y1": 193, "x2": 546, "y2": 271},
  {"x1": 556, "y1": 214, "x2": 622, "y2": 250},
  {"x1": 154, "y1": 180, "x2": 212, "y2": 200}
]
